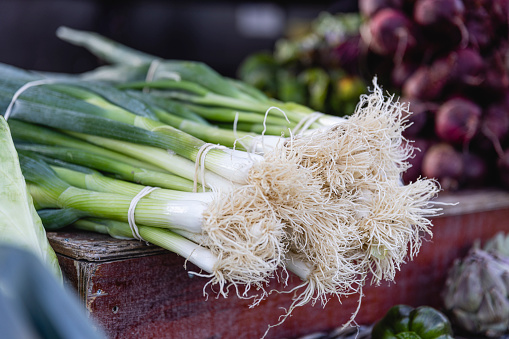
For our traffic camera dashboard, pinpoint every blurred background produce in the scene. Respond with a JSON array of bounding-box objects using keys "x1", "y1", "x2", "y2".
[
  {"x1": 238, "y1": 0, "x2": 509, "y2": 191},
  {"x1": 238, "y1": 12, "x2": 368, "y2": 116},
  {"x1": 1, "y1": 2, "x2": 509, "y2": 339},
  {"x1": 357, "y1": 0, "x2": 509, "y2": 190}
]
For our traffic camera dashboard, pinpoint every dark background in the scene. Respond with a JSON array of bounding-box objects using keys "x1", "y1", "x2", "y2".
[{"x1": 0, "y1": 0, "x2": 358, "y2": 77}]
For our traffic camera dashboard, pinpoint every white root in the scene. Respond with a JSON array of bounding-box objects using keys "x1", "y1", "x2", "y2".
[{"x1": 260, "y1": 78, "x2": 442, "y2": 335}]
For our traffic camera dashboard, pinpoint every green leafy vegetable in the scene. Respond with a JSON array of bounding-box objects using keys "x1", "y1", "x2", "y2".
[
  {"x1": 0, "y1": 116, "x2": 62, "y2": 280},
  {"x1": 372, "y1": 305, "x2": 454, "y2": 339}
]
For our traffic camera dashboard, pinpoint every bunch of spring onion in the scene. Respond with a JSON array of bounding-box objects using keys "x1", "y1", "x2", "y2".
[
  {"x1": 54, "y1": 26, "x2": 443, "y2": 286},
  {"x1": 1, "y1": 42, "x2": 442, "y2": 329},
  {"x1": 0, "y1": 62, "x2": 335, "y2": 302}
]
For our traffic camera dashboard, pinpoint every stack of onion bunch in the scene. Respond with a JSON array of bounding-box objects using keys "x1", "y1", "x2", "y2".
[
  {"x1": 1, "y1": 27, "x2": 443, "y2": 329},
  {"x1": 359, "y1": 0, "x2": 509, "y2": 191},
  {"x1": 443, "y1": 232, "x2": 509, "y2": 337},
  {"x1": 54, "y1": 26, "x2": 443, "y2": 301}
]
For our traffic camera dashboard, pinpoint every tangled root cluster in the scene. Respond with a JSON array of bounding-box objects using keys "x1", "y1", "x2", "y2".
[
  {"x1": 273, "y1": 79, "x2": 442, "y2": 327},
  {"x1": 197, "y1": 79, "x2": 442, "y2": 337}
]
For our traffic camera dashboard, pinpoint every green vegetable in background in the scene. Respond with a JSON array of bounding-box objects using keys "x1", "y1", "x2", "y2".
[
  {"x1": 237, "y1": 12, "x2": 367, "y2": 117},
  {"x1": 276, "y1": 68, "x2": 307, "y2": 104},
  {"x1": 0, "y1": 116, "x2": 62, "y2": 281},
  {"x1": 236, "y1": 52, "x2": 278, "y2": 98},
  {"x1": 299, "y1": 68, "x2": 330, "y2": 112},
  {"x1": 372, "y1": 305, "x2": 454, "y2": 339}
]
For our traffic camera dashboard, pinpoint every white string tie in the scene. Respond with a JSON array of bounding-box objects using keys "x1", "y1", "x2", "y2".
[
  {"x1": 251, "y1": 106, "x2": 291, "y2": 153},
  {"x1": 143, "y1": 59, "x2": 162, "y2": 93},
  {"x1": 4, "y1": 79, "x2": 59, "y2": 120},
  {"x1": 143, "y1": 59, "x2": 182, "y2": 93},
  {"x1": 293, "y1": 112, "x2": 324, "y2": 135},
  {"x1": 193, "y1": 143, "x2": 227, "y2": 193},
  {"x1": 127, "y1": 186, "x2": 159, "y2": 241},
  {"x1": 231, "y1": 111, "x2": 252, "y2": 153}
]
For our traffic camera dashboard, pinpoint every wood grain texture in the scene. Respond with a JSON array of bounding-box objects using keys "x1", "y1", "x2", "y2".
[
  {"x1": 48, "y1": 230, "x2": 166, "y2": 262},
  {"x1": 48, "y1": 190, "x2": 509, "y2": 339}
]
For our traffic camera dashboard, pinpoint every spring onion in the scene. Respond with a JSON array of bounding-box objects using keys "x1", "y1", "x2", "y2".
[
  {"x1": 55, "y1": 26, "x2": 347, "y2": 129},
  {"x1": 16, "y1": 144, "x2": 199, "y2": 192},
  {"x1": 73, "y1": 218, "x2": 219, "y2": 278}
]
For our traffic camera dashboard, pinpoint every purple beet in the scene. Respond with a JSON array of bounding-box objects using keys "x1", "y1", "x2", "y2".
[
  {"x1": 477, "y1": 51, "x2": 509, "y2": 101},
  {"x1": 331, "y1": 35, "x2": 364, "y2": 76},
  {"x1": 422, "y1": 143, "x2": 464, "y2": 190},
  {"x1": 364, "y1": 8, "x2": 418, "y2": 57},
  {"x1": 446, "y1": 48, "x2": 485, "y2": 86},
  {"x1": 414, "y1": 0, "x2": 468, "y2": 47},
  {"x1": 465, "y1": 11, "x2": 494, "y2": 50},
  {"x1": 402, "y1": 60, "x2": 449, "y2": 101},
  {"x1": 498, "y1": 149, "x2": 509, "y2": 188},
  {"x1": 401, "y1": 138, "x2": 433, "y2": 184},
  {"x1": 400, "y1": 98, "x2": 436, "y2": 137},
  {"x1": 481, "y1": 102, "x2": 509, "y2": 155},
  {"x1": 461, "y1": 152, "x2": 489, "y2": 187},
  {"x1": 414, "y1": 0, "x2": 465, "y2": 26},
  {"x1": 490, "y1": 0, "x2": 509, "y2": 28},
  {"x1": 391, "y1": 60, "x2": 419, "y2": 88},
  {"x1": 359, "y1": 0, "x2": 404, "y2": 18},
  {"x1": 435, "y1": 97, "x2": 482, "y2": 145}
]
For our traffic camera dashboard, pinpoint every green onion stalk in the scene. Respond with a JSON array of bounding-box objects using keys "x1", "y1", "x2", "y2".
[
  {"x1": 16, "y1": 143, "x2": 200, "y2": 193},
  {"x1": 37, "y1": 209, "x2": 218, "y2": 281},
  {"x1": 72, "y1": 218, "x2": 218, "y2": 277},
  {"x1": 0, "y1": 69, "x2": 341, "y2": 289},
  {"x1": 2, "y1": 80, "x2": 342, "y2": 312},
  {"x1": 8, "y1": 117, "x2": 165, "y2": 172},
  {"x1": 7, "y1": 119, "x2": 234, "y2": 192},
  {"x1": 50, "y1": 165, "x2": 215, "y2": 204},
  {"x1": 0, "y1": 74, "x2": 253, "y2": 187}
]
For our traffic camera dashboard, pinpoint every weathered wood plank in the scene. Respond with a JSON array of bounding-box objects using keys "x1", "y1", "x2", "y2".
[
  {"x1": 436, "y1": 189, "x2": 509, "y2": 216},
  {"x1": 48, "y1": 230, "x2": 166, "y2": 262}
]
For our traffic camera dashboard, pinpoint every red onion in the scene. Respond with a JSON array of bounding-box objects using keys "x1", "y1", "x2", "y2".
[
  {"x1": 461, "y1": 152, "x2": 489, "y2": 188},
  {"x1": 365, "y1": 9, "x2": 418, "y2": 57},
  {"x1": 414, "y1": 0, "x2": 465, "y2": 26},
  {"x1": 359, "y1": 0, "x2": 404, "y2": 18},
  {"x1": 498, "y1": 149, "x2": 509, "y2": 188},
  {"x1": 402, "y1": 61, "x2": 449, "y2": 101},
  {"x1": 422, "y1": 143, "x2": 464, "y2": 190},
  {"x1": 402, "y1": 138, "x2": 433, "y2": 184},
  {"x1": 435, "y1": 97, "x2": 482, "y2": 145}
]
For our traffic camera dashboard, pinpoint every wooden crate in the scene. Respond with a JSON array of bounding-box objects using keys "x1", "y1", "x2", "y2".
[{"x1": 47, "y1": 189, "x2": 509, "y2": 339}]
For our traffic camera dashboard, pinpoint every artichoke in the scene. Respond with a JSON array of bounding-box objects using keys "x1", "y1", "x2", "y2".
[{"x1": 443, "y1": 234, "x2": 509, "y2": 337}]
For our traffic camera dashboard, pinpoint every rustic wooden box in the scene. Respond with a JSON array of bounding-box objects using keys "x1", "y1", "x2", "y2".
[{"x1": 47, "y1": 190, "x2": 509, "y2": 339}]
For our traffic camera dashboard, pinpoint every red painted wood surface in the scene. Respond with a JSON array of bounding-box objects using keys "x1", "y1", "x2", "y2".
[{"x1": 48, "y1": 190, "x2": 509, "y2": 339}]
